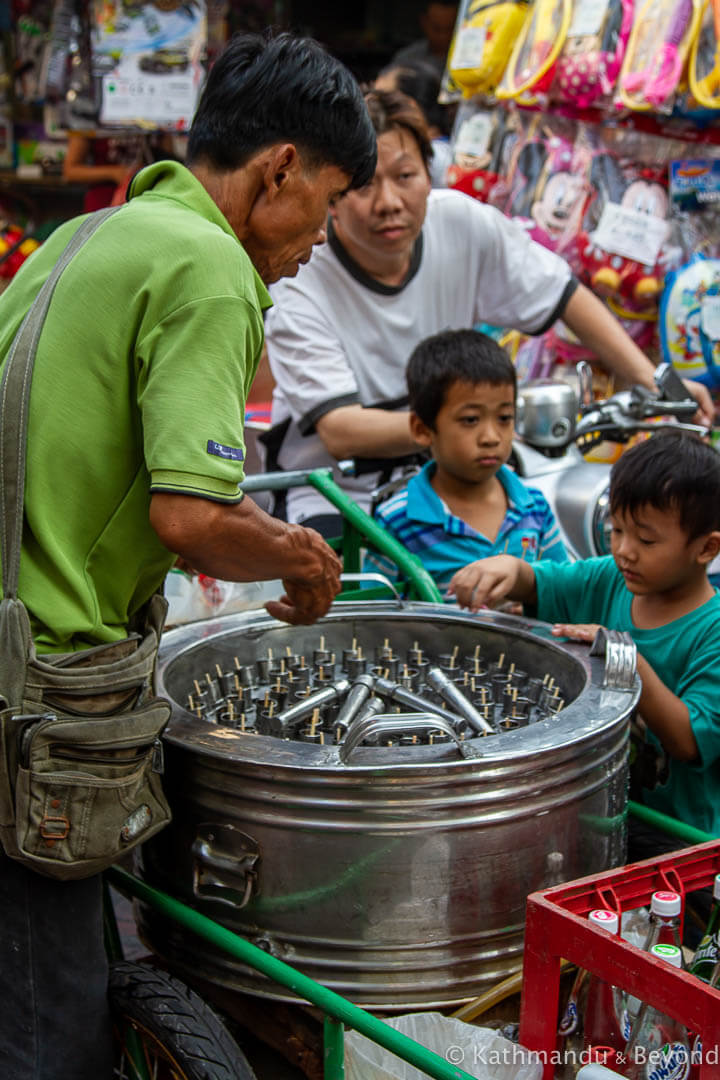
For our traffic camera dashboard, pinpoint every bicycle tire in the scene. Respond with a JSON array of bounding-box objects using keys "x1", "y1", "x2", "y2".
[{"x1": 110, "y1": 960, "x2": 257, "y2": 1080}]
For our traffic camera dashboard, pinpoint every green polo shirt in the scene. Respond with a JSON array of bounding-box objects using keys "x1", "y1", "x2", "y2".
[{"x1": 0, "y1": 161, "x2": 271, "y2": 652}]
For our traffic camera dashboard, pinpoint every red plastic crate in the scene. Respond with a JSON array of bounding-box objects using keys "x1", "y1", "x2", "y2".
[{"x1": 519, "y1": 840, "x2": 720, "y2": 1078}]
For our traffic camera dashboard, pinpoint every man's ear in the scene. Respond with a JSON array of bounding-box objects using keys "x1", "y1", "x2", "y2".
[
  {"x1": 697, "y1": 530, "x2": 720, "y2": 565},
  {"x1": 261, "y1": 143, "x2": 301, "y2": 201},
  {"x1": 409, "y1": 410, "x2": 434, "y2": 448}
]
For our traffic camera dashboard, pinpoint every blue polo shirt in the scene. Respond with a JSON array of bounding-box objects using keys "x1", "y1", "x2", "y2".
[{"x1": 364, "y1": 461, "x2": 568, "y2": 594}]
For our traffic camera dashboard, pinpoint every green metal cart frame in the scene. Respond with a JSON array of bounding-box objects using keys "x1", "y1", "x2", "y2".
[{"x1": 103, "y1": 469, "x2": 716, "y2": 1080}]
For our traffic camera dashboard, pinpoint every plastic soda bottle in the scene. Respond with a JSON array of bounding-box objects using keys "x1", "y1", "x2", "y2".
[
  {"x1": 557, "y1": 909, "x2": 622, "y2": 1077},
  {"x1": 642, "y1": 892, "x2": 684, "y2": 953},
  {"x1": 623, "y1": 943, "x2": 691, "y2": 1080},
  {"x1": 689, "y1": 873, "x2": 720, "y2": 983},
  {"x1": 583, "y1": 909, "x2": 627, "y2": 1057},
  {"x1": 621, "y1": 891, "x2": 684, "y2": 1040},
  {"x1": 687, "y1": 953, "x2": 720, "y2": 1076}
]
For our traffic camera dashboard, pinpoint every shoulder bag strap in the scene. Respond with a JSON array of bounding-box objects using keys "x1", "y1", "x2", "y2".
[{"x1": 0, "y1": 205, "x2": 125, "y2": 600}]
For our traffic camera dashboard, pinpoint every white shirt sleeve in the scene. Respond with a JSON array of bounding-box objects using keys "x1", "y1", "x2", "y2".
[
  {"x1": 265, "y1": 283, "x2": 360, "y2": 434},
  {"x1": 431, "y1": 192, "x2": 575, "y2": 335}
]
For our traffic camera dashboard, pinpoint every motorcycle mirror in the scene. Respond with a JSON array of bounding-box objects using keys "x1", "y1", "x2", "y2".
[{"x1": 654, "y1": 362, "x2": 691, "y2": 403}]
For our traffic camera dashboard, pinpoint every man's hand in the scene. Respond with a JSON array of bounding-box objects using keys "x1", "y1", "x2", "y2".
[
  {"x1": 151, "y1": 494, "x2": 341, "y2": 625},
  {"x1": 682, "y1": 378, "x2": 714, "y2": 427},
  {"x1": 265, "y1": 525, "x2": 342, "y2": 625},
  {"x1": 448, "y1": 555, "x2": 535, "y2": 611},
  {"x1": 550, "y1": 622, "x2": 602, "y2": 643}
]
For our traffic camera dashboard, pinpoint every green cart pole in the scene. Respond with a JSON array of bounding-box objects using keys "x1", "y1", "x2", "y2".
[
  {"x1": 107, "y1": 867, "x2": 478, "y2": 1080},
  {"x1": 628, "y1": 800, "x2": 716, "y2": 844},
  {"x1": 323, "y1": 1016, "x2": 346, "y2": 1079},
  {"x1": 307, "y1": 469, "x2": 443, "y2": 603}
]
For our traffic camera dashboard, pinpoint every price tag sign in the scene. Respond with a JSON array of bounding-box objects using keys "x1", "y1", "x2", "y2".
[
  {"x1": 455, "y1": 112, "x2": 493, "y2": 159},
  {"x1": 701, "y1": 295, "x2": 720, "y2": 341},
  {"x1": 450, "y1": 24, "x2": 487, "y2": 70},
  {"x1": 568, "y1": 0, "x2": 610, "y2": 36},
  {"x1": 101, "y1": 74, "x2": 197, "y2": 128},
  {"x1": 592, "y1": 202, "x2": 668, "y2": 266},
  {"x1": 94, "y1": 0, "x2": 205, "y2": 130}
]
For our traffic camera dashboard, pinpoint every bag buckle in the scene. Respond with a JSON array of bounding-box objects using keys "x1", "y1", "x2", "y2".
[{"x1": 40, "y1": 815, "x2": 70, "y2": 840}]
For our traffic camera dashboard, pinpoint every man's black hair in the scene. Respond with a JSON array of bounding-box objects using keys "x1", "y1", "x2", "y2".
[
  {"x1": 187, "y1": 31, "x2": 376, "y2": 189},
  {"x1": 406, "y1": 328, "x2": 516, "y2": 429},
  {"x1": 610, "y1": 428, "x2": 720, "y2": 541}
]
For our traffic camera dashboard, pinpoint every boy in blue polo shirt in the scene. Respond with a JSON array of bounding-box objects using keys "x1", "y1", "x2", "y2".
[
  {"x1": 364, "y1": 328, "x2": 567, "y2": 592},
  {"x1": 448, "y1": 429, "x2": 720, "y2": 840}
]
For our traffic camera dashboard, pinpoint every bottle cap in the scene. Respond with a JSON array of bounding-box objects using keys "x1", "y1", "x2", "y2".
[
  {"x1": 651, "y1": 943, "x2": 683, "y2": 968},
  {"x1": 713, "y1": 873, "x2": 720, "y2": 902},
  {"x1": 589, "y1": 908, "x2": 619, "y2": 934},
  {"x1": 650, "y1": 890, "x2": 682, "y2": 916}
]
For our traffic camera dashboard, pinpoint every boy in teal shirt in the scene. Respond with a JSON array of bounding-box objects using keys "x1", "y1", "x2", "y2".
[
  {"x1": 448, "y1": 429, "x2": 720, "y2": 839},
  {"x1": 365, "y1": 329, "x2": 567, "y2": 593}
]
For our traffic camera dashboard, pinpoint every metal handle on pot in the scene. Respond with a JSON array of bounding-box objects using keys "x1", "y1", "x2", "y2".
[
  {"x1": 339, "y1": 713, "x2": 483, "y2": 764},
  {"x1": 339, "y1": 572, "x2": 404, "y2": 606},
  {"x1": 191, "y1": 823, "x2": 260, "y2": 909},
  {"x1": 590, "y1": 627, "x2": 637, "y2": 690}
]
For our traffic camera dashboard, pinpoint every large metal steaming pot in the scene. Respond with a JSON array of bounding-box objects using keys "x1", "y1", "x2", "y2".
[{"x1": 138, "y1": 601, "x2": 638, "y2": 1009}]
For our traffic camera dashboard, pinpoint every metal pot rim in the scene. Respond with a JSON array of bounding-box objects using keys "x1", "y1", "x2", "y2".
[{"x1": 157, "y1": 601, "x2": 639, "y2": 771}]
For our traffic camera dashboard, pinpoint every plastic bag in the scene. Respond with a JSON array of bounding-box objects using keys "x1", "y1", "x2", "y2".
[
  {"x1": 164, "y1": 570, "x2": 283, "y2": 626},
  {"x1": 344, "y1": 1013, "x2": 542, "y2": 1080}
]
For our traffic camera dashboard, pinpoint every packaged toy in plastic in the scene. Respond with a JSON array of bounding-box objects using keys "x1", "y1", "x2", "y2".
[
  {"x1": 495, "y1": 115, "x2": 592, "y2": 266},
  {"x1": 617, "y1": 0, "x2": 703, "y2": 112},
  {"x1": 660, "y1": 253, "x2": 720, "y2": 387},
  {"x1": 446, "y1": 104, "x2": 523, "y2": 202},
  {"x1": 553, "y1": 0, "x2": 634, "y2": 109},
  {"x1": 496, "y1": 0, "x2": 573, "y2": 101},
  {"x1": 449, "y1": 0, "x2": 532, "y2": 97},
  {"x1": 578, "y1": 131, "x2": 682, "y2": 311},
  {"x1": 689, "y1": 0, "x2": 720, "y2": 108},
  {"x1": 659, "y1": 159, "x2": 720, "y2": 388}
]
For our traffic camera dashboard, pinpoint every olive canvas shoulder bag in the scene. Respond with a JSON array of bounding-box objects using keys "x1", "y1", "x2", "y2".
[{"x1": 0, "y1": 206, "x2": 172, "y2": 880}]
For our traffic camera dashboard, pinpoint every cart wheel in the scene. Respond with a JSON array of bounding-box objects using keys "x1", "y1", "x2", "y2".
[{"x1": 110, "y1": 961, "x2": 257, "y2": 1080}]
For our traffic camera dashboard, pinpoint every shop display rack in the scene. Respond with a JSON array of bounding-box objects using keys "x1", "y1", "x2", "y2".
[{"x1": 519, "y1": 839, "x2": 720, "y2": 1079}]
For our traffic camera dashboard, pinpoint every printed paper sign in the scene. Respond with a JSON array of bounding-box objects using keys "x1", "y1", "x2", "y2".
[
  {"x1": 670, "y1": 160, "x2": 720, "y2": 213},
  {"x1": 92, "y1": 0, "x2": 206, "y2": 129},
  {"x1": 568, "y1": 0, "x2": 610, "y2": 37},
  {"x1": 450, "y1": 24, "x2": 487, "y2": 70},
  {"x1": 592, "y1": 202, "x2": 669, "y2": 266},
  {"x1": 454, "y1": 112, "x2": 493, "y2": 158}
]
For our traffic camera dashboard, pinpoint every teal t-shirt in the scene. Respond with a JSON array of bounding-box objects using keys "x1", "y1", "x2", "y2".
[
  {"x1": 0, "y1": 161, "x2": 271, "y2": 651},
  {"x1": 534, "y1": 556, "x2": 720, "y2": 836}
]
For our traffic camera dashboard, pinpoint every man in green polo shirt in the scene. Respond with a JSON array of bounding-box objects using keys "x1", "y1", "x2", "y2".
[{"x1": 0, "y1": 32, "x2": 376, "y2": 1080}]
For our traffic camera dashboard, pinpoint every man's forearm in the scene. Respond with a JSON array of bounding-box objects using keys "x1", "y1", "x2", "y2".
[
  {"x1": 316, "y1": 404, "x2": 419, "y2": 460},
  {"x1": 561, "y1": 284, "x2": 656, "y2": 389},
  {"x1": 150, "y1": 492, "x2": 334, "y2": 583}
]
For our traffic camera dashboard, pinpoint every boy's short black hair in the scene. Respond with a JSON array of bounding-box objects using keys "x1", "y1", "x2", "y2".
[
  {"x1": 188, "y1": 32, "x2": 376, "y2": 189},
  {"x1": 406, "y1": 328, "x2": 516, "y2": 429},
  {"x1": 610, "y1": 429, "x2": 720, "y2": 541}
]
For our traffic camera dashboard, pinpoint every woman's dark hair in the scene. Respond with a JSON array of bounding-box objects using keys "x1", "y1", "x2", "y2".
[
  {"x1": 377, "y1": 60, "x2": 451, "y2": 136},
  {"x1": 610, "y1": 428, "x2": 720, "y2": 541},
  {"x1": 187, "y1": 32, "x2": 376, "y2": 189},
  {"x1": 407, "y1": 329, "x2": 516, "y2": 429},
  {"x1": 363, "y1": 89, "x2": 433, "y2": 171}
]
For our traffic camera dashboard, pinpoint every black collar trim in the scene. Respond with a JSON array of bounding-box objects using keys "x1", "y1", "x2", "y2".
[{"x1": 328, "y1": 218, "x2": 423, "y2": 295}]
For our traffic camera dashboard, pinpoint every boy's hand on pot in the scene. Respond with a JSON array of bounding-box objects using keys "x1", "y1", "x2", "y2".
[{"x1": 551, "y1": 622, "x2": 602, "y2": 643}]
